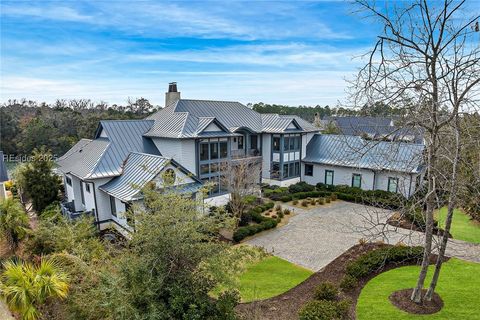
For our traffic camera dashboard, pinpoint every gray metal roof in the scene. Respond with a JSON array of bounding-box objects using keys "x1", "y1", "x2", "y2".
[
  {"x1": 57, "y1": 120, "x2": 160, "y2": 179},
  {"x1": 322, "y1": 116, "x2": 423, "y2": 143},
  {"x1": 0, "y1": 151, "x2": 9, "y2": 182},
  {"x1": 89, "y1": 120, "x2": 159, "y2": 178},
  {"x1": 304, "y1": 134, "x2": 425, "y2": 173},
  {"x1": 261, "y1": 114, "x2": 318, "y2": 133},
  {"x1": 145, "y1": 99, "x2": 318, "y2": 138},
  {"x1": 56, "y1": 138, "x2": 109, "y2": 178},
  {"x1": 99, "y1": 152, "x2": 201, "y2": 202}
]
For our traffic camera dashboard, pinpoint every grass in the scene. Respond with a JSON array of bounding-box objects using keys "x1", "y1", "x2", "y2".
[
  {"x1": 436, "y1": 207, "x2": 480, "y2": 244},
  {"x1": 235, "y1": 256, "x2": 313, "y2": 302},
  {"x1": 357, "y1": 258, "x2": 480, "y2": 320}
]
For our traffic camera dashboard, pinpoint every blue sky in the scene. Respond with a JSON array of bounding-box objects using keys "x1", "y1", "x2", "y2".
[{"x1": 0, "y1": 0, "x2": 379, "y2": 106}]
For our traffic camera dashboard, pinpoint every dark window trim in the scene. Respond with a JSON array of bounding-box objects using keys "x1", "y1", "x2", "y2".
[
  {"x1": 352, "y1": 173, "x2": 362, "y2": 188},
  {"x1": 305, "y1": 164, "x2": 313, "y2": 176},
  {"x1": 388, "y1": 177, "x2": 399, "y2": 193},
  {"x1": 110, "y1": 195, "x2": 117, "y2": 217},
  {"x1": 325, "y1": 170, "x2": 334, "y2": 185},
  {"x1": 66, "y1": 176, "x2": 72, "y2": 186},
  {"x1": 80, "y1": 181, "x2": 85, "y2": 205},
  {"x1": 85, "y1": 183, "x2": 91, "y2": 193}
]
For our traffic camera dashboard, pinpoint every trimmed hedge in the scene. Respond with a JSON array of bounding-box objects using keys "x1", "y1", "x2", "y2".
[
  {"x1": 341, "y1": 245, "x2": 423, "y2": 288},
  {"x1": 314, "y1": 282, "x2": 338, "y2": 301},
  {"x1": 289, "y1": 181, "x2": 315, "y2": 193},
  {"x1": 299, "y1": 300, "x2": 350, "y2": 320},
  {"x1": 233, "y1": 218, "x2": 279, "y2": 242}
]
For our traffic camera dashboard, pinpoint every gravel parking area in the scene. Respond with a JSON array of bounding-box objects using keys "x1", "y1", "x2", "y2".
[{"x1": 245, "y1": 201, "x2": 480, "y2": 271}]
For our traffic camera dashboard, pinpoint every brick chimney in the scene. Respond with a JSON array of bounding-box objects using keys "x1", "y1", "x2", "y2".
[{"x1": 165, "y1": 82, "x2": 180, "y2": 107}]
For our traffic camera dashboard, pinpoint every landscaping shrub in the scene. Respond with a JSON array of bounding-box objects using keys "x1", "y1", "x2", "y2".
[
  {"x1": 275, "y1": 204, "x2": 282, "y2": 211},
  {"x1": 335, "y1": 299, "x2": 351, "y2": 317},
  {"x1": 233, "y1": 218, "x2": 279, "y2": 242},
  {"x1": 299, "y1": 300, "x2": 347, "y2": 320},
  {"x1": 280, "y1": 195, "x2": 292, "y2": 202},
  {"x1": 325, "y1": 197, "x2": 331, "y2": 203},
  {"x1": 301, "y1": 200, "x2": 309, "y2": 207},
  {"x1": 272, "y1": 215, "x2": 278, "y2": 219},
  {"x1": 283, "y1": 208, "x2": 291, "y2": 215},
  {"x1": 331, "y1": 193, "x2": 337, "y2": 201},
  {"x1": 314, "y1": 282, "x2": 338, "y2": 301},
  {"x1": 345, "y1": 245, "x2": 423, "y2": 280},
  {"x1": 292, "y1": 200, "x2": 299, "y2": 205},
  {"x1": 289, "y1": 181, "x2": 315, "y2": 194},
  {"x1": 264, "y1": 202, "x2": 275, "y2": 210},
  {"x1": 318, "y1": 197, "x2": 325, "y2": 205},
  {"x1": 339, "y1": 274, "x2": 357, "y2": 291},
  {"x1": 243, "y1": 195, "x2": 258, "y2": 205},
  {"x1": 404, "y1": 209, "x2": 437, "y2": 229}
]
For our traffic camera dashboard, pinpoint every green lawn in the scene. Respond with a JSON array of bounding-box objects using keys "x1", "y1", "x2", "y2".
[
  {"x1": 436, "y1": 207, "x2": 480, "y2": 244},
  {"x1": 357, "y1": 259, "x2": 480, "y2": 320},
  {"x1": 235, "y1": 256, "x2": 313, "y2": 302}
]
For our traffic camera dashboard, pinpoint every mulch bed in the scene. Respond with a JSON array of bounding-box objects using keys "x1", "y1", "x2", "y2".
[
  {"x1": 389, "y1": 288, "x2": 443, "y2": 314},
  {"x1": 236, "y1": 243, "x2": 445, "y2": 320},
  {"x1": 387, "y1": 212, "x2": 452, "y2": 238}
]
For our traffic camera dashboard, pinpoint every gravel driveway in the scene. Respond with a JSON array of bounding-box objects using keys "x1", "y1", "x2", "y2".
[{"x1": 245, "y1": 201, "x2": 480, "y2": 271}]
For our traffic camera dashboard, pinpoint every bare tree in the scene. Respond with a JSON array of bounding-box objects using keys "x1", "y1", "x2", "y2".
[
  {"x1": 352, "y1": 0, "x2": 479, "y2": 303},
  {"x1": 220, "y1": 158, "x2": 262, "y2": 229}
]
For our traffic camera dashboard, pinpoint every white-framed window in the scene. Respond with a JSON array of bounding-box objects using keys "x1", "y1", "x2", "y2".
[
  {"x1": 110, "y1": 195, "x2": 117, "y2": 217},
  {"x1": 305, "y1": 164, "x2": 313, "y2": 176},
  {"x1": 325, "y1": 170, "x2": 334, "y2": 185},
  {"x1": 352, "y1": 174, "x2": 362, "y2": 188},
  {"x1": 388, "y1": 177, "x2": 399, "y2": 193}
]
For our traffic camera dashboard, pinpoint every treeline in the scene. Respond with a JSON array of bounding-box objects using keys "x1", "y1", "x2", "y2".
[
  {"x1": 0, "y1": 98, "x2": 157, "y2": 157},
  {"x1": 248, "y1": 102, "x2": 407, "y2": 122}
]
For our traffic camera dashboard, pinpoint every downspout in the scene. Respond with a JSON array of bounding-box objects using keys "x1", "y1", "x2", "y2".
[
  {"x1": 92, "y1": 181, "x2": 100, "y2": 231},
  {"x1": 408, "y1": 174, "x2": 413, "y2": 198},
  {"x1": 372, "y1": 170, "x2": 376, "y2": 191}
]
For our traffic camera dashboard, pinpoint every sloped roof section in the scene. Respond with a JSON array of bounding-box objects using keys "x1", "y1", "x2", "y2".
[
  {"x1": 99, "y1": 152, "x2": 201, "y2": 202},
  {"x1": 56, "y1": 138, "x2": 109, "y2": 178},
  {"x1": 0, "y1": 151, "x2": 9, "y2": 182},
  {"x1": 261, "y1": 114, "x2": 318, "y2": 133},
  {"x1": 146, "y1": 99, "x2": 319, "y2": 137},
  {"x1": 57, "y1": 120, "x2": 160, "y2": 179},
  {"x1": 304, "y1": 134, "x2": 424, "y2": 173},
  {"x1": 88, "y1": 120, "x2": 159, "y2": 179}
]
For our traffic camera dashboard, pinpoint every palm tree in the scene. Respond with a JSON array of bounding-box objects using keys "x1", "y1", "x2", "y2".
[
  {"x1": 0, "y1": 198, "x2": 30, "y2": 252},
  {"x1": 0, "y1": 258, "x2": 69, "y2": 320}
]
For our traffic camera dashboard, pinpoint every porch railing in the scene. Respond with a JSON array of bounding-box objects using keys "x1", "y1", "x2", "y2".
[{"x1": 60, "y1": 200, "x2": 94, "y2": 220}]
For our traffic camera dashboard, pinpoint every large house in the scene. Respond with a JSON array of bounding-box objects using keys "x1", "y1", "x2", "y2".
[{"x1": 57, "y1": 83, "x2": 425, "y2": 234}]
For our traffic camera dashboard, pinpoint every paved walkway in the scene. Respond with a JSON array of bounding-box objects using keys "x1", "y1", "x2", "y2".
[
  {"x1": 0, "y1": 299, "x2": 14, "y2": 320},
  {"x1": 246, "y1": 201, "x2": 480, "y2": 271}
]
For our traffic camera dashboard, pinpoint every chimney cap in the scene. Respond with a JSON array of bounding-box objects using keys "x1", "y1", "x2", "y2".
[{"x1": 168, "y1": 82, "x2": 178, "y2": 92}]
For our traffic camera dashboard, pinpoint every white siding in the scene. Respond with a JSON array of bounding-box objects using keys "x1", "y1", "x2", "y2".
[
  {"x1": 203, "y1": 122, "x2": 222, "y2": 132},
  {"x1": 375, "y1": 171, "x2": 418, "y2": 198},
  {"x1": 152, "y1": 164, "x2": 197, "y2": 187},
  {"x1": 64, "y1": 174, "x2": 75, "y2": 202},
  {"x1": 92, "y1": 178, "x2": 114, "y2": 222},
  {"x1": 261, "y1": 134, "x2": 271, "y2": 179},
  {"x1": 303, "y1": 164, "x2": 375, "y2": 190},
  {"x1": 82, "y1": 181, "x2": 96, "y2": 212},
  {"x1": 152, "y1": 138, "x2": 196, "y2": 173}
]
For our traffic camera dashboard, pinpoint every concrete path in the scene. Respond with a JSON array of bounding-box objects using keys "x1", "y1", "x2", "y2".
[
  {"x1": 0, "y1": 299, "x2": 14, "y2": 320},
  {"x1": 245, "y1": 201, "x2": 480, "y2": 271}
]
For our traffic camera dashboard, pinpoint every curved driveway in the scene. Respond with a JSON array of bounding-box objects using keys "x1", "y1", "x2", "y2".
[{"x1": 245, "y1": 201, "x2": 480, "y2": 271}]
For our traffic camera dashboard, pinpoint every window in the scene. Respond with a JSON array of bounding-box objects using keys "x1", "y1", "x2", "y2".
[
  {"x1": 66, "y1": 176, "x2": 72, "y2": 186},
  {"x1": 289, "y1": 137, "x2": 295, "y2": 150},
  {"x1": 85, "y1": 183, "x2": 91, "y2": 193},
  {"x1": 210, "y1": 142, "x2": 219, "y2": 159},
  {"x1": 295, "y1": 162, "x2": 300, "y2": 176},
  {"x1": 273, "y1": 136, "x2": 280, "y2": 151},
  {"x1": 200, "y1": 143, "x2": 209, "y2": 161},
  {"x1": 124, "y1": 202, "x2": 133, "y2": 227},
  {"x1": 284, "y1": 137, "x2": 289, "y2": 151},
  {"x1": 271, "y1": 163, "x2": 280, "y2": 179},
  {"x1": 80, "y1": 181, "x2": 85, "y2": 205},
  {"x1": 388, "y1": 177, "x2": 399, "y2": 193},
  {"x1": 110, "y1": 195, "x2": 117, "y2": 217},
  {"x1": 238, "y1": 136, "x2": 244, "y2": 149},
  {"x1": 305, "y1": 164, "x2": 313, "y2": 176},
  {"x1": 325, "y1": 170, "x2": 334, "y2": 185},
  {"x1": 352, "y1": 174, "x2": 362, "y2": 188},
  {"x1": 250, "y1": 135, "x2": 258, "y2": 150},
  {"x1": 283, "y1": 164, "x2": 289, "y2": 178},
  {"x1": 200, "y1": 164, "x2": 209, "y2": 175},
  {"x1": 220, "y1": 141, "x2": 228, "y2": 158}
]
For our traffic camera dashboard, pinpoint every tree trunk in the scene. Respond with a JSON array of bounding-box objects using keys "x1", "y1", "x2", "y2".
[{"x1": 425, "y1": 118, "x2": 461, "y2": 301}]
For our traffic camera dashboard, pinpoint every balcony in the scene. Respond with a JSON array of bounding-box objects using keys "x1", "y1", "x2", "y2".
[
  {"x1": 60, "y1": 200, "x2": 94, "y2": 220},
  {"x1": 231, "y1": 148, "x2": 262, "y2": 160}
]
